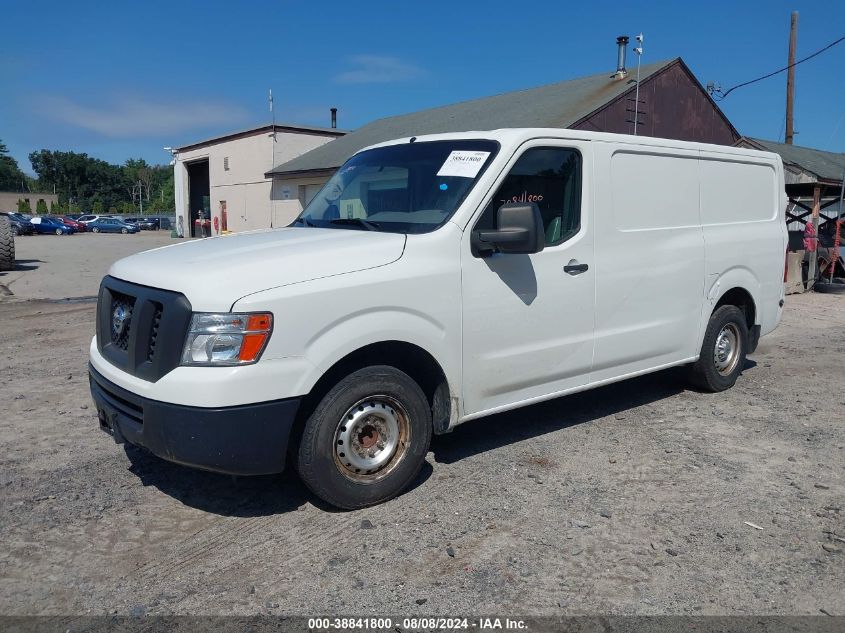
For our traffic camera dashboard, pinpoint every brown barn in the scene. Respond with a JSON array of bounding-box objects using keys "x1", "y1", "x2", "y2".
[{"x1": 267, "y1": 45, "x2": 739, "y2": 222}]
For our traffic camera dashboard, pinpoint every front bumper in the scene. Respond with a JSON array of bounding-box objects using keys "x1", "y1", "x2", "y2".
[{"x1": 89, "y1": 364, "x2": 300, "y2": 475}]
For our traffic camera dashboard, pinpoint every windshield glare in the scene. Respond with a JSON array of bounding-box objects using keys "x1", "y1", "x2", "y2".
[{"x1": 295, "y1": 140, "x2": 498, "y2": 234}]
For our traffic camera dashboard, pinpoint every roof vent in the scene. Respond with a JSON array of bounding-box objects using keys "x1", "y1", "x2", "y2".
[{"x1": 614, "y1": 35, "x2": 629, "y2": 79}]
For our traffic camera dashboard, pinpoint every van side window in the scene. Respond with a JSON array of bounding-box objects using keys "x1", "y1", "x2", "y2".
[{"x1": 477, "y1": 147, "x2": 582, "y2": 246}]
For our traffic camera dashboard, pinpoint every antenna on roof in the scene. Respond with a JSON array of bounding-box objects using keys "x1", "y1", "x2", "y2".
[
  {"x1": 269, "y1": 88, "x2": 276, "y2": 228},
  {"x1": 632, "y1": 34, "x2": 644, "y2": 135}
]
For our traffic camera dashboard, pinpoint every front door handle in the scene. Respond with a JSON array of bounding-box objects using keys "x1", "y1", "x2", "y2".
[{"x1": 564, "y1": 261, "x2": 589, "y2": 275}]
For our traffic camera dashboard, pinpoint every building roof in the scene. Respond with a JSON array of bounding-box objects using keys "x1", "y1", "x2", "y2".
[
  {"x1": 740, "y1": 137, "x2": 845, "y2": 184},
  {"x1": 267, "y1": 58, "x2": 680, "y2": 177},
  {"x1": 175, "y1": 123, "x2": 346, "y2": 153}
]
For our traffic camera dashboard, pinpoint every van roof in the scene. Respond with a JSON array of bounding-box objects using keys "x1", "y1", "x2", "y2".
[{"x1": 361, "y1": 128, "x2": 781, "y2": 162}]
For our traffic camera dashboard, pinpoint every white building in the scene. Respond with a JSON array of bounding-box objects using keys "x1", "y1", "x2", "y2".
[{"x1": 173, "y1": 123, "x2": 345, "y2": 237}]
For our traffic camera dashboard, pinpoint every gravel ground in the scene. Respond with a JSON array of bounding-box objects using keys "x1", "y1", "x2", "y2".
[
  {"x1": 0, "y1": 231, "x2": 173, "y2": 300},
  {"x1": 0, "y1": 231, "x2": 843, "y2": 617}
]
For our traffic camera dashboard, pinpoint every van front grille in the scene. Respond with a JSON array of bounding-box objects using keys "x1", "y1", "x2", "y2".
[
  {"x1": 96, "y1": 277, "x2": 192, "y2": 382},
  {"x1": 147, "y1": 303, "x2": 163, "y2": 361}
]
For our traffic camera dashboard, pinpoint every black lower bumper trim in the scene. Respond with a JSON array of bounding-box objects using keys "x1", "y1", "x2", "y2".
[{"x1": 89, "y1": 364, "x2": 300, "y2": 475}]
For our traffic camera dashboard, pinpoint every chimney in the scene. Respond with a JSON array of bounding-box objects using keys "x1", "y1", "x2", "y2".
[
  {"x1": 615, "y1": 35, "x2": 629, "y2": 79},
  {"x1": 330, "y1": 107, "x2": 337, "y2": 129}
]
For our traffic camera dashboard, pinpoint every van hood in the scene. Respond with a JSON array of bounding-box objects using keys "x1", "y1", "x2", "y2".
[{"x1": 108, "y1": 227, "x2": 406, "y2": 311}]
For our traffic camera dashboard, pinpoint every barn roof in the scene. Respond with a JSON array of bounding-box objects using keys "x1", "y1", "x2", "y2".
[
  {"x1": 267, "y1": 58, "x2": 681, "y2": 177},
  {"x1": 740, "y1": 137, "x2": 845, "y2": 184}
]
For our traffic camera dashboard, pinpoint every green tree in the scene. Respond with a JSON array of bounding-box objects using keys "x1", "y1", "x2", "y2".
[
  {"x1": 120, "y1": 201, "x2": 134, "y2": 215},
  {"x1": 93, "y1": 200, "x2": 104, "y2": 214},
  {"x1": 17, "y1": 199, "x2": 31, "y2": 213},
  {"x1": 35, "y1": 199, "x2": 48, "y2": 215},
  {"x1": 29, "y1": 149, "x2": 131, "y2": 210},
  {"x1": 108, "y1": 206, "x2": 117, "y2": 214},
  {"x1": 0, "y1": 140, "x2": 27, "y2": 191}
]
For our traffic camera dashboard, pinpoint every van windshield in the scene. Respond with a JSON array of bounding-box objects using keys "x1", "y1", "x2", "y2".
[{"x1": 293, "y1": 140, "x2": 498, "y2": 234}]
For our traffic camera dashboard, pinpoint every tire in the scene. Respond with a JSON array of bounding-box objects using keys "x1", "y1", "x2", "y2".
[
  {"x1": 55, "y1": 228, "x2": 62, "y2": 235},
  {"x1": 0, "y1": 215, "x2": 14, "y2": 271},
  {"x1": 814, "y1": 278, "x2": 845, "y2": 294},
  {"x1": 689, "y1": 305, "x2": 748, "y2": 392},
  {"x1": 121, "y1": 228, "x2": 128, "y2": 234},
  {"x1": 11, "y1": 225, "x2": 19, "y2": 236},
  {"x1": 297, "y1": 365, "x2": 432, "y2": 510},
  {"x1": 92, "y1": 227, "x2": 99, "y2": 233}
]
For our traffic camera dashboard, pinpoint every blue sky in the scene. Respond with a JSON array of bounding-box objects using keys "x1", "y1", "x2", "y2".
[{"x1": 3, "y1": 0, "x2": 845, "y2": 173}]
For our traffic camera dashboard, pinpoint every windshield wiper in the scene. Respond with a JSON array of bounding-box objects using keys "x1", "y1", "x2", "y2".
[
  {"x1": 293, "y1": 217, "x2": 316, "y2": 227},
  {"x1": 328, "y1": 218, "x2": 380, "y2": 231}
]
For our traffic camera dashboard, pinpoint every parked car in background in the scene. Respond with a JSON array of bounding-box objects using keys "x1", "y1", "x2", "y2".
[
  {"x1": 30, "y1": 216, "x2": 75, "y2": 235},
  {"x1": 87, "y1": 218, "x2": 140, "y2": 234},
  {"x1": 2, "y1": 212, "x2": 34, "y2": 236},
  {"x1": 125, "y1": 217, "x2": 159, "y2": 230},
  {"x1": 54, "y1": 216, "x2": 87, "y2": 232},
  {"x1": 77, "y1": 214, "x2": 108, "y2": 225}
]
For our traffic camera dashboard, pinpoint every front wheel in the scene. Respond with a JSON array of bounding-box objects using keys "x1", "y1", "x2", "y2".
[
  {"x1": 689, "y1": 305, "x2": 748, "y2": 392},
  {"x1": 92, "y1": 227, "x2": 99, "y2": 233},
  {"x1": 297, "y1": 365, "x2": 432, "y2": 509},
  {"x1": 121, "y1": 227, "x2": 128, "y2": 234},
  {"x1": 55, "y1": 228, "x2": 62, "y2": 235}
]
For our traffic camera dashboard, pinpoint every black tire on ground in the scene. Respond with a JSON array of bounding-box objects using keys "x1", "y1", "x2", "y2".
[
  {"x1": 121, "y1": 228, "x2": 128, "y2": 234},
  {"x1": 11, "y1": 225, "x2": 19, "y2": 236},
  {"x1": 55, "y1": 228, "x2": 62, "y2": 235},
  {"x1": 0, "y1": 215, "x2": 14, "y2": 271},
  {"x1": 688, "y1": 305, "x2": 749, "y2": 392},
  {"x1": 92, "y1": 227, "x2": 99, "y2": 233},
  {"x1": 814, "y1": 278, "x2": 845, "y2": 294},
  {"x1": 297, "y1": 365, "x2": 432, "y2": 510}
]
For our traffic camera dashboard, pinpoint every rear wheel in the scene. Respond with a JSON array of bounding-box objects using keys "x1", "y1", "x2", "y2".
[
  {"x1": 92, "y1": 227, "x2": 100, "y2": 233},
  {"x1": 121, "y1": 227, "x2": 128, "y2": 234},
  {"x1": 55, "y1": 228, "x2": 62, "y2": 235},
  {"x1": 297, "y1": 365, "x2": 432, "y2": 509},
  {"x1": 815, "y1": 278, "x2": 845, "y2": 294},
  {"x1": 689, "y1": 305, "x2": 748, "y2": 392}
]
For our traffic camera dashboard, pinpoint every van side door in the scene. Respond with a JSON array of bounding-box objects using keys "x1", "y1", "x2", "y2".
[
  {"x1": 460, "y1": 140, "x2": 595, "y2": 418},
  {"x1": 591, "y1": 144, "x2": 705, "y2": 380}
]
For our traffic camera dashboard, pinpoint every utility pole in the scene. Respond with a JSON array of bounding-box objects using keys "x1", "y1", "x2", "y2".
[
  {"x1": 785, "y1": 11, "x2": 798, "y2": 144},
  {"x1": 132, "y1": 181, "x2": 144, "y2": 215}
]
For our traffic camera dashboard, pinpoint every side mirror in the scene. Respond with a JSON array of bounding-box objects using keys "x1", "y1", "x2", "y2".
[{"x1": 472, "y1": 202, "x2": 545, "y2": 256}]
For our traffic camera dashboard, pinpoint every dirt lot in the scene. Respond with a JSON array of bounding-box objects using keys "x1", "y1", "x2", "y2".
[{"x1": 0, "y1": 232, "x2": 843, "y2": 617}]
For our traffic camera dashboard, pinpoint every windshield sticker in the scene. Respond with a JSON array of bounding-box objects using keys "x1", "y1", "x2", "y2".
[{"x1": 436, "y1": 151, "x2": 491, "y2": 178}]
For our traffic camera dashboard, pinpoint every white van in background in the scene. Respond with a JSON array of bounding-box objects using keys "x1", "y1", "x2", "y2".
[{"x1": 89, "y1": 129, "x2": 787, "y2": 509}]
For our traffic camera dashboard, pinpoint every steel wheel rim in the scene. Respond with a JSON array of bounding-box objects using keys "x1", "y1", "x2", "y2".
[
  {"x1": 714, "y1": 323, "x2": 741, "y2": 375},
  {"x1": 333, "y1": 395, "x2": 410, "y2": 483}
]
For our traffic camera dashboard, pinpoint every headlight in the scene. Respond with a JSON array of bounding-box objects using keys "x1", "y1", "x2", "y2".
[{"x1": 181, "y1": 312, "x2": 273, "y2": 366}]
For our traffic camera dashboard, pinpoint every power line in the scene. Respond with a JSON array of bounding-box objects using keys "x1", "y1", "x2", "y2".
[{"x1": 712, "y1": 33, "x2": 845, "y2": 101}]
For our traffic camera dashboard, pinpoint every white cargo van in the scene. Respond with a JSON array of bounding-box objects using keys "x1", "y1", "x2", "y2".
[{"x1": 89, "y1": 129, "x2": 787, "y2": 509}]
